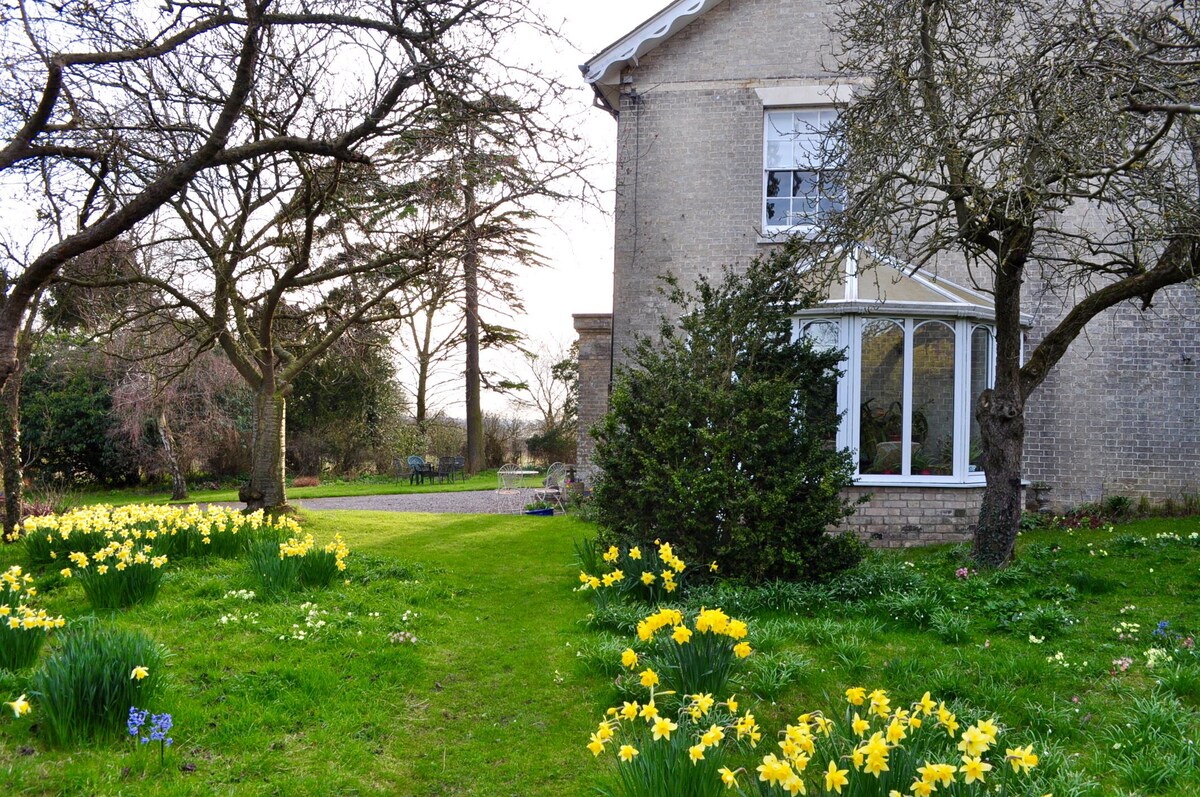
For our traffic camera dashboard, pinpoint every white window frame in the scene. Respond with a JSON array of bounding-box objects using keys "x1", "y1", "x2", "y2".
[
  {"x1": 762, "y1": 107, "x2": 841, "y2": 233},
  {"x1": 798, "y1": 313, "x2": 996, "y2": 487}
]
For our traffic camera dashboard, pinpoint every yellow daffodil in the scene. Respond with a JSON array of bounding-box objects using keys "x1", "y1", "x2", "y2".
[
  {"x1": 587, "y1": 734, "x2": 606, "y2": 756},
  {"x1": 701, "y1": 723, "x2": 725, "y2": 746},
  {"x1": 618, "y1": 744, "x2": 638, "y2": 762},
  {"x1": 960, "y1": 755, "x2": 993, "y2": 784},
  {"x1": 641, "y1": 571, "x2": 655, "y2": 585},
  {"x1": 130, "y1": 665, "x2": 149, "y2": 681},
  {"x1": 719, "y1": 766, "x2": 738, "y2": 788},
  {"x1": 845, "y1": 687, "x2": 866, "y2": 705},
  {"x1": 689, "y1": 743, "x2": 706, "y2": 764},
  {"x1": 910, "y1": 779, "x2": 935, "y2": 797},
  {"x1": 629, "y1": 546, "x2": 641, "y2": 560},
  {"x1": 852, "y1": 712, "x2": 870, "y2": 736},
  {"x1": 733, "y1": 641, "x2": 752, "y2": 658},
  {"x1": 621, "y1": 648, "x2": 639, "y2": 669},
  {"x1": 672, "y1": 625, "x2": 693, "y2": 645},
  {"x1": 639, "y1": 668, "x2": 659, "y2": 688},
  {"x1": 651, "y1": 717, "x2": 677, "y2": 741},
  {"x1": 824, "y1": 759, "x2": 849, "y2": 794},
  {"x1": 5, "y1": 694, "x2": 30, "y2": 717},
  {"x1": 1006, "y1": 745, "x2": 1039, "y2": 773}
]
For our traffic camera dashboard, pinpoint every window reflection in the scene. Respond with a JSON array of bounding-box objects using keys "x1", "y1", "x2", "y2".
[
  {"x1": 859, "y1": 319, "x2": 905, "y2": 474},
  {"x1": 969, "y1": 326, "x2": 993, "y2": 473},
  {"x1": 912, "y1": 322, "x2": 955, "y2": 475}
]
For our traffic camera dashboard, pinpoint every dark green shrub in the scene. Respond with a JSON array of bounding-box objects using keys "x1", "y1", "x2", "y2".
[
  {"x1": 591, "y1": 255, "x2": 858, "y2": 583},
  {"x1": 31, "y1": 621, "x2": 168, "y2": 745}
]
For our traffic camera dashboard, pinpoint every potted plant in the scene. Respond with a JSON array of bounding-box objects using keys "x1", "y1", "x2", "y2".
[{"x1": 523, "y1": 500, "x2": 555, "y2": 516}]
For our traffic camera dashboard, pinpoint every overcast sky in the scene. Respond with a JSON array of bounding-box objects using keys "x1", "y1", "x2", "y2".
[{"x1": 458, "y1": 0, "x2": 660, "y2": 415}]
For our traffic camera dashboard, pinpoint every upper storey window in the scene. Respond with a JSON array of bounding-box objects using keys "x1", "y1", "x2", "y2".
[{"x1": 763, "y1": 108, "x2": 843, "y2": 230}]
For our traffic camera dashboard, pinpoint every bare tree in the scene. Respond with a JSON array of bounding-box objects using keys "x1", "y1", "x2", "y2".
[
  {"x1": 503, "y1": 343, "x2": 577, "y2": 435},
  {"x1": 801, "y1": 0, "x2": 1200, "y2": 566},
  {"x1": 0, "y1": 0, "x2": 523, "y2": 396}
]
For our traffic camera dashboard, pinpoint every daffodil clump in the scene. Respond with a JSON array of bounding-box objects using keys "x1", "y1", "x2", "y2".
[
  {"x1": 60, "y1": 541, "x2": 168, "y2": 610},
  {"x1": 1, "y1": 565, "x2": 66, "y2": 670},
  {"x1": 590, "y1": 684, "x2": 1043, "y2": 797},
  {"x1": 19, "y1": 504, "x2": 303, "y2": 564},
  {"x1": 590, "y1": 674, "x2": 754, "y2": 797},
  {"x1": 250, "y1": 532, "x2": 351, "y2": 596},
  {"x1": 580, "y1": 540, "x2": 701, "y2": 606},
  {"x1": 736, "y1": 687, "x2": 1042, "y2": 796},
  {"x1": 626, "y1": 607, "x2": 752, "y2": 697}
]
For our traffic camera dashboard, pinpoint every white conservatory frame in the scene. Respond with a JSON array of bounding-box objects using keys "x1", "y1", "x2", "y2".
[{"x1": 793, "y1": 250, "x2": 1027, "y2": 487}]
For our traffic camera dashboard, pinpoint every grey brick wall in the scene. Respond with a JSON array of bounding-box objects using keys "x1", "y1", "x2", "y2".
[
  {"x1": 572, "y1": 314, "x2": 613, "y2": 486},
  {"x1": 841, "y1": 486, "x2": 987, "y2": 547},
  {"x1": 581, "y1": 0, "x2": 1200, "y2": 531}
]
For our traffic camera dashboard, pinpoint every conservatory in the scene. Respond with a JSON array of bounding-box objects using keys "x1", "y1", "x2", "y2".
[{"x1": 795, "y1": 249, "x2": 1020, "y2": 487}]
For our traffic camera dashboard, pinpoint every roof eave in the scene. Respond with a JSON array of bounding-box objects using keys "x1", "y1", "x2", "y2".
[{"x1": 580, "y1": 0, "x2": 728, "y2": 116}]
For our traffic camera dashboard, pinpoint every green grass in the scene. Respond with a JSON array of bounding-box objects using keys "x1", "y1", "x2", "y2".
[
  {"x1": 0, "y1": 510, "x2": 603, "y2": 795},
  {"x1": 69, "y1": 470, "x2": 503, "y2": 507},
  {"x1": 2, "y1": 512, "x2": 1199, "y2": 795}
]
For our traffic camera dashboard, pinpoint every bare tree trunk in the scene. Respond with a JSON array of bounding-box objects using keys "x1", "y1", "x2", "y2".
[
  {"x1": 0, "y1": 374, "x2": 22, "y2": 541},
  {"x1": 463, "y1": 191, "x2": 484, "y2": 474},
  {"x1": 973, "y1": 249, "x2": 1027, "y2": 568},
  {"x1": 415, "y1": 352, "x2": 430, "y2": 429},
  {"x1": 974, "y1": 389, "x2": 1024, "y2": 567},
  {"x1": 157, "y1": 408, "x2": 188, "y2": 501},
  {"x1": 241, "y1": 388, "x2": 287, "y2": 510}
]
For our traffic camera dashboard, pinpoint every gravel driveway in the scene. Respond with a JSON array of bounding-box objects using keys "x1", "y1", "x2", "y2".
[{"x1": 291, "y1": 489, "x2": 511, "y2": 514}]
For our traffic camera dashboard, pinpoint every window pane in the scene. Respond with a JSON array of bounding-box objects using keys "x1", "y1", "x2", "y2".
[
  {"x1": 859, "y1": 319, "x2": 905, "y2": 474},
  {"x1": 792, "y1": 196, "x2": 818, "y2": 224},
  {"x1": 766, "y1": 141, "x2": 793, "y2": 169},
  {"x1": 818, "y1": 108, "x2": 839, "y2": 128},
  {"x1": 794, "y1": 137, "x2": 822, "y2": 168},
  {"x1": 794, "y1": 110, "x2": 821, "y2": 131},
  {"x1": 765, "y1": 198, "x2": 788, "y2": 224},
  {"x1": 766, "y1": 171, "x2": 790, "y2": 198},
  {"x1": 969, "y1": 326, "x2": 993, "y2": 473},
  {"x1": 793, "y1": 170, "x2": 818, "y2": 198},
  {"x1": 802, "y1": 321, "x2": 841, "y2": 446},
  {"x1": 912, "y1": 321, "x2": 955, "y2": 475},
  {"x1": 819, "y1": 195, "x2": 844, "y2": 216},
  {"x1": 802, "y1": 320, "x2": 838, "y2": 352},
  {"x1": 766, "y1": 112, "x2": 794, "y2": 140}
]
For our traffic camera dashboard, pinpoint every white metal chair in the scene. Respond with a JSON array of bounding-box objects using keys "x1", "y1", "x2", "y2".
[
  {"x1": 496, "y1": 463, "x2": 523, "y2": 514},
  {"x1": 533, "y1": 461, "x2": 567, "y2": 512}
]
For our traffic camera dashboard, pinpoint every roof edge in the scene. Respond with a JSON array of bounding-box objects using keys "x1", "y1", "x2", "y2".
[{"x1": 581, "y1": 0, "x2": 727, "y2": 91}]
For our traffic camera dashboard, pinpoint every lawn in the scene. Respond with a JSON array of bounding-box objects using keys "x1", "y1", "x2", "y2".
[
  {"x1": 2, "y1": 510, "x2": 1200, "y2": 796},
  {"x1": 1, "y1": 510, "x2": 605, "y2": 796},
  {"x1": 69, "y1": 470, "x2": 503, "y2": 508}
]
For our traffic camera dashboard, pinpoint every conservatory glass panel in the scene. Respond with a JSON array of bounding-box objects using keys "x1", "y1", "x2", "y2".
[
  {"x1": 802, "y1": 320, "x2": 840, "y2": 445},
  {"x1": 969, "y1": 326, "x2": 993, "y2": 473},
  {"x1": 859, "y1": 319, "x2": 905, "y2": 475},
  {"x1": 911, "y1": 321, "x2": 956, "y2": 475}
]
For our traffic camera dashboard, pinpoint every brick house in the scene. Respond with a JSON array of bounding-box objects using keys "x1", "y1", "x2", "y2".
[{"x1": 573, "y1": 0, "x2": 1200, "y2": 546}]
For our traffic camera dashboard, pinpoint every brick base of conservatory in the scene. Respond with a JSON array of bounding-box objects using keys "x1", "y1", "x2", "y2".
[{"x1": 837, "y1": 486, "x2": 998, "y2": 548}]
